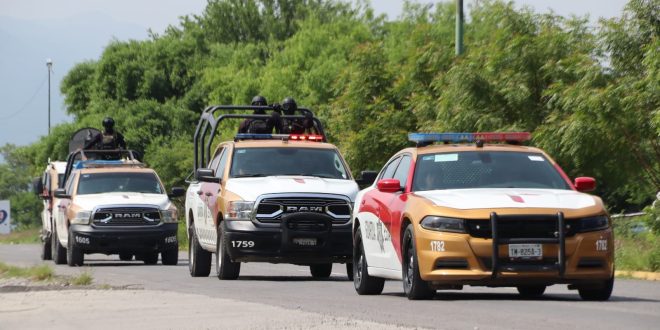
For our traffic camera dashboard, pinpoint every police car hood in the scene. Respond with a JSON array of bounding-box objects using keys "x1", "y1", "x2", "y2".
[
  {"x1": 414, "y1": 188, "x2": 596, "y2": 210},
  {"x1": 73, "y1": 192, "x2": 171, "y2": 210},
  {"x1": 226, "y1": 176, "x2": 358, "y2": 201}
]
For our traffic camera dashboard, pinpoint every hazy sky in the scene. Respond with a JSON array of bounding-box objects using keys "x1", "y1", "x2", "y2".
[{"x1": 0, "y1": 0, "x2": 629, "y2": 150}]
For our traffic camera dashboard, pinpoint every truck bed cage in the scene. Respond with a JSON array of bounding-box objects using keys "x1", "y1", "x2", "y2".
[
  {"x1": 193, "y1": 105, "x2": 327, "y2": 172},
  {"x1": 61, "y1": 149, "x2": 142, "y2": 188}
]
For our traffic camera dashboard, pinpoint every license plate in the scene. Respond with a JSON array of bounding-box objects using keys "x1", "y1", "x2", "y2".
[
  {"x1": 293, "y1": 238, "x2": 317, "y2": 246},
  {"x1": 508, "y1": 244, "x2": 542, "y2": 259}
]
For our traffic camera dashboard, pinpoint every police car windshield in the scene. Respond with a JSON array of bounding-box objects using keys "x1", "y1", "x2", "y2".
[
  {"x1": 412, "y1": 151, "x2": 571, "y2": 191},
  {"x1": 230, "y1": 148, "x2": 349, "y2": 180},
  {"x1": 77, "y1": 172, "x2": 163, "y2": 195}
]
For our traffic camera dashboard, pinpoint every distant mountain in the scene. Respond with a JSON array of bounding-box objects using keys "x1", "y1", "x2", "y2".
[{"x1": 0, "y1": 12, "x2": 151, "y2": 148}]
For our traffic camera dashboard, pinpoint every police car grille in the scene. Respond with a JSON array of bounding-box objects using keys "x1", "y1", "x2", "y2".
[
  {"x1": 256, "y1": 197, "x2": 351, "y2": 224},
  {"x1": 93, "y1": 207, "x2": 161, "y2": 226},
  {"x1": 466, "y1": 218, "x2": 578, "y2": 239}
]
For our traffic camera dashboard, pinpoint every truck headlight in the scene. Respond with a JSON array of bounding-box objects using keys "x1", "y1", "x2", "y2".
[
  {"x1": 227, "y1": 201, "x2": 254, "y2": 220},
  {"x1": 71, "y1": 210, "x2": 92, "y2": 225},
  {"x1": 161, "y1": 209, "x2": 178, "y2": 223},
  {"x1": 576, "y1": 215, "x2": 609, "y2": 232},
  {"x1": 420, "y1": 216, "x2": 466, "y2": 233}
]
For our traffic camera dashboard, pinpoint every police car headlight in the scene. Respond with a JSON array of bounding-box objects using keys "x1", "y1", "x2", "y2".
[
  {"x1": 228, "y1": 201, "x2": 254, "y2": 220},
  {"x1": 576, "y1": 215, "x2": 609, "y2": 232},
  {"x1": 71, "y1": 210, "x2": 92, "y2": 225},
  {"x1": 160, "y1": 208, "x2": 178, "y2": 223},
  {"x1": 420, "y1": 216, "x2": 466, "y2": 233}
]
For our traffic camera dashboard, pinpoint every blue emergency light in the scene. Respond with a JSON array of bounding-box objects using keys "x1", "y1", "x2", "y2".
[{"x1": 408, "y1": 132, "x2": 531, "y2": 144}]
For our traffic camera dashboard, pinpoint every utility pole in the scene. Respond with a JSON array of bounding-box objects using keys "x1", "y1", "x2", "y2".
[
  {"x1": 456, "y1": 0, "x2": 464, "y2": 56},
  {"x1": 46, "y1": 58, "x2": 52, "y2": 135}
]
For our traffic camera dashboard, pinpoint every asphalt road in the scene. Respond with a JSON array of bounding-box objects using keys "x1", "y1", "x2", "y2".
[{"x1": 1, "y1": 244, "x2": 659, "y2": 329}]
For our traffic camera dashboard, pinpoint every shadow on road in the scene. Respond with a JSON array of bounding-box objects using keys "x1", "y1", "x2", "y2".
[
  {"x1": 380, "y1": 291, "x2": 660, "y2": 302},
  {"x1": 236, "y1": 275, "x2": 350, "y2": 282}
]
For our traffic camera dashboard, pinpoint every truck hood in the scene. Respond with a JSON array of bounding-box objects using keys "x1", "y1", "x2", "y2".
[
  {"x1": 72, "y1": 193, "x2": 171, "y2": 210},
  {"x1": 225, "y1": 176, "x2": 359, "y2": 201},
  {"x1": 414, "y1": 188, "x2": 596, "y2": 210}
]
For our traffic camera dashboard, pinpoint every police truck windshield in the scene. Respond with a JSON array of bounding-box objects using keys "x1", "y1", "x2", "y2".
[
  {"x1": 412, "y1": 151, "x2": 571, "y2": 191},
  {"x1": 230, "y1": 148, "x2": 349, "y2": 180},
  {"x1": 77, "y1": 172, "x2": 164, "y2": 195}
]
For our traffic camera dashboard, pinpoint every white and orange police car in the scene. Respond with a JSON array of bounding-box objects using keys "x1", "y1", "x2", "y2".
[{"x1": 352, "y1": 132, "x2": 614, "y2": 300}]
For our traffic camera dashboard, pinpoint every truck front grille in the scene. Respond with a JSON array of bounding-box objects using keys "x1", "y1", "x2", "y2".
[
  {"x1": 93, "y1": 207, "x2": 161, "y2": 226},
  {"x1": 255, "y1": 195, "x2": 351, "y2": 224}
]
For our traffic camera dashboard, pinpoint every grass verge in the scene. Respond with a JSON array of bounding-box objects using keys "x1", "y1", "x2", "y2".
[
  {"x1": 0, "y1": 262, "x2": 54, "y2": 281},
  {"x1": 613, "y1": 210, "x2": 660, "y2": 272},
  {"x1": 0, "y1": 227, "x2": 40, "y2": 244}
]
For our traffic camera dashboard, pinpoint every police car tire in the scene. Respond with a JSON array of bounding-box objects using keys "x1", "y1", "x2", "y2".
[
  {"x1": 41, "y1": 230, "x2": 52, "y2": 260},
  {"x1": 51, "y1": 226, "x2": 67, "y2": 265},
  {"x1": 161, "y1": 248, "x2": 179, "y2": 266},
  {"x1": 119, "y1": 253, "x2": 133, "y2": 261},
  {"x1": 188, "y1": 223, "x2": 211, "y2": 277},
  {"x1": 578, "y1": 276, "x2": 614, "y2": 301},
  {"x1": 353, "y1": 230, "x2": 385, "y2": 295},
  {"x1": 402, "y1": 225, "x2": 435, "y2": 300},
  {"x1": 142, "y1": 252, "x2": 159, "y2": 265},
  {"x1": 310, "y1": 263, "x2": 332, "y2": 278},
  {"x1": 516, "y1": 285, "x2": 546, "y2": 297},
  {"x1": 216, "y1": 224, "x2": 240, "y2": 280},
  {"x1": 67, "y1": 227, "x2": 84, "y2": 267}
]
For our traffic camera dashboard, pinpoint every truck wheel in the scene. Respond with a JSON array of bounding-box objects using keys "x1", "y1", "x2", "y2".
[
  {"x1": 41, "y1": 230, "x2": 52, "y2": 260},
  {"x1": 161, "y1": 247, "x2": 179, "y2": 266},
  {"x1": 353, "y1": 230, "x2": 384, "y2": 295},
  {"x1": 578, "y1": 276, "x2": 614, "y2": 301},
  {"x1": 402, "y1": 224, "x2": 435, "y2": 300},
  {"x1": 517, "y1": 285, "x2": 546, "y2": 297},
  {"x1": 141, "y1": 252, "x2": 158, "y2": 265},
  {"x1": 119, "y1": 253, "x2": 133, "y2": 261},
  {"x1": 310, "y1": 263, "x2": 332, "y2": 278},
  {"x1": 67, "y1": 228, "x2": 84, "y2": 266},
  {"x1": 51, "y1": 226, "x2": 67, "y2": 265},
  {"x1": 216, "y1": 224, "x2": 240, "y2": 280},
  {"x1": 346, "y1": 263, "x2": 354, "y2": 281},
  {"x1": 188, "y1": 224, "x2": 211, "y2": 277}
]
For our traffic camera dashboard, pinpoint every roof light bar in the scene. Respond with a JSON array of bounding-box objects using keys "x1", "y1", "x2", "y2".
[
  {"x1": 73, "y1": 160, "x2": 144, "y2": 169},
  {"x1": 408, "y1": 132, "x2": 531, "y2": 144},
  {"x1": 235, "y1": 133, "x2": 324, "y2": 142}
]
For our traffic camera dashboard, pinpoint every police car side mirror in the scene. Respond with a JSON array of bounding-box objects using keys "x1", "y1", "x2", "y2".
[
  {"x1": 196, "y1": 168, "x2": 220, "y2": 183},
  {"x1": 357, "y1": 170, "x2": 378, "y2": 186},
  {"x1": 169, "y1": 187, "x2": 186, "y2": 198},
  {"x1": 377, "y1": 179, "x2": 402, "y2": 193},
  {"x1": 54, "y1": 188, "x2": 71, "y2": 199},
  {"x1": 574, "y1": 177, "x2": 596, "y2": 192}
]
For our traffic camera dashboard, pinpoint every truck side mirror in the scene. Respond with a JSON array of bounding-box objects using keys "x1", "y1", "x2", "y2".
[
  {"x1": 32, "y1": 177, "x2": 44, "y2": 197},
  {"x1": 54, "y1": 188, "x2": 71, "y2": 199},
  {"x1": 356, "y1": 170, "x2": 378, "y2": 186},
  {"x1": 196, "y1": 168, "x2": 220, "y2": 183},
  {"x1": 169, "y1": 187, "x2": 186, "y2": 198}
]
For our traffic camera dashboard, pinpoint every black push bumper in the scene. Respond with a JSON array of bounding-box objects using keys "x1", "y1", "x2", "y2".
[
  {"x1": 224, "y1": 212, "x2": 352, "y2": 264},
  {"x1": 69, "y1": 223, "x2": 178, "y2": 255},
  {"x1": 490, "y1": 212, "x2": 566, "y2": 278}
]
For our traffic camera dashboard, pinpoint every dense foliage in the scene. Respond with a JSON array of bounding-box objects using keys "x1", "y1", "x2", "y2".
[{"x1": 1, "y1": 0, "x2": 658, "y2": 228}]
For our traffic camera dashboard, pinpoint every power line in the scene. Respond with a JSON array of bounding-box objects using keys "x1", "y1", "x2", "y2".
[{"x1": 0, "y1": 75, "x2": 49, "y2": 120}]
